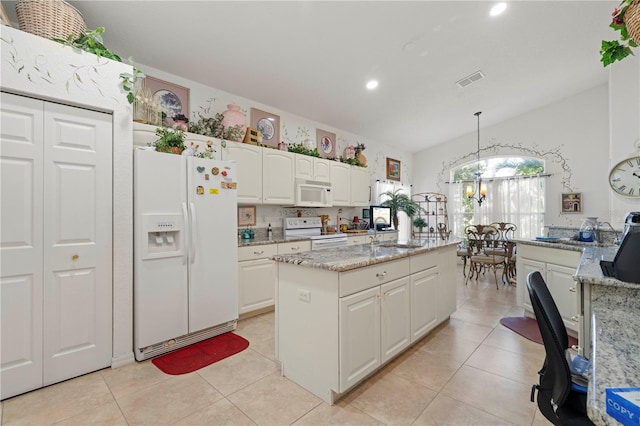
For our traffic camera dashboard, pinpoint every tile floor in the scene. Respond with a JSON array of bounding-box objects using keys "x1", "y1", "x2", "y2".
[{"x1": 1, "y1": 265, "x2": 552, "y2": 425}]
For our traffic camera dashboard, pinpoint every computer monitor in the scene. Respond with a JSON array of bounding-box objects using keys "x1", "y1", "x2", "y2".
[{"x1": 369, "y1": 205, "x2": 391, "y2": 230}]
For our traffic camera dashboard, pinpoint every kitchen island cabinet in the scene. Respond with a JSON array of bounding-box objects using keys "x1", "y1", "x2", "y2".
[{"x1": 274, "y1": 240, "x2": 457, "y2": 404}]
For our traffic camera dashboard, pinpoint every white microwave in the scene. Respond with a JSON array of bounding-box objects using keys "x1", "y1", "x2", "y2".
[{"x1": 295, "y1": 180, "x2": 332, "y2": 207}]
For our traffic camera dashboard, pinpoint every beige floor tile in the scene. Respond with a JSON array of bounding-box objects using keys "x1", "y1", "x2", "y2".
[
  {"x1": 116, "y1": 373, "x2": 222, "y2": 425},
  {"x1": 173, "y1": 398, "x2": 256, "y2": 425},
  {"x1": 227, "y1": 372, "x2": 322, "y2": 426},
  {"x1": 197, "y1": 348, "x2": 280, "y2": 396},
  {"x1": 413, "y1": 393, "x2": 515, "y2": 425},
  {"x1": 248, "y1": 336, "x2": 276, "y2": 361},
  {"x1": 418, "y1": 331, "x2": 482, "y2": 363},
  {"x1": 503, "y1": 306, "x2": 526, "y2": 318},
  {"x1": 344, "y1": 372, "x2": 437, "y2": 425},
  {"x1": 435, "y1": 317, "x2": 493, "y2": 343},
  {"x1": 293, "y1": 400, "x2": 383, "y2": 425},
  {"x1": 235, "y1": 316, "x2": 275, "y2": 343},
  {"x1": 2, "y1": 372, "x2": 113, "y2": 425},
  {"x1": 388, "y1": 349, "x2": 462, "y2": 392},
  {"x1": 465, "y1": 344, "x2": 542, "y2": 385},
  {"x1": 101, "y1": 360, "x2": 170, "y2": 399},
  {"x1": 451, "y1": 303, "x2": 510, "y2": 328},
  {"x1": 441, "y1": 365, "x2": 537, "y2": 425},
  {"x1": 483, "y1": 327, "x2": 546, "y2": 363},
  {"x1": 53, "y1": 400, "x2": 127, "y2": 426},
  {"x1": 532, "y1": 407, "x2": 554, "y2": 425}
]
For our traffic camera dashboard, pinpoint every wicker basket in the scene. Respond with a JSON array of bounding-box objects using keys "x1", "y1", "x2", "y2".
[
  {"x1": 15, "y1": 0, "x2": 86, "y2": 40},
  {"x1": 625, "y1": 0, "x2": 640, "y2": 45}
]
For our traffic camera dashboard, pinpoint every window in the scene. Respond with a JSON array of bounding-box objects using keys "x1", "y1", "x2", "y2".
[{"x1": 450, "y1": 157, "x2": 545, "y2": 239}]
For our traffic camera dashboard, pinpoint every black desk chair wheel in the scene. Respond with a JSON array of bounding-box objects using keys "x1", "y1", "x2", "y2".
[{"x1": 526, "y1": 271, "x2": 594, "y2": 426}]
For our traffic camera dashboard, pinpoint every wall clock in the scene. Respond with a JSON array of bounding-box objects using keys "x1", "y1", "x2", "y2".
[{"x1": 608, "y1": 155, "x2": 640, "y2": 197}]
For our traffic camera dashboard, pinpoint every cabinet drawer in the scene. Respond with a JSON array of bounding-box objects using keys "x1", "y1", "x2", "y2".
[
  {"x1": 339, "y1": 258, "x2": 410, "y2": 297},
  {"x1": 238, "y1": 244, "x2": 278, "y2": 261},
  {"x1": 518, "y1": 245, "x2": 580, "y2": 268},
  {"x1": 278, "y1": 241, "x2": 311, "y2": 254},
  {"x1": 410, "y1": 251, "x2": 439, "y2": 274}
]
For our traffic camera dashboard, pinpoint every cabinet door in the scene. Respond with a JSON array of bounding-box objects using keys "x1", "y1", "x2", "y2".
[
  {"x1": 546, "y1": 264, "x2": 579, "y2": 332},
  {"x1": 350, "y1": 166, "x2": 370, "y2": 207},
  {"x1": 238, "y1": 258, "x2": 276, "y2": 314},
  {"x1": 313, "y1": 158, "x2": 331, "y2": 182},
  {"x1": 295, "y1": 154, "x2": 313, "y2": 180},
  {"x1": 42, "y1": 102, "x2": 113, "y2": 385},
  {"x1": 263, "y1": 150, "x2": 295, "y2": 205},
  {"x1": 330, "y1": 163, "x2": 350, "y2": 206},
  {"x1": 436, "y1": 249, "x2": 457, "y2": 321},
  {"x1": 347, "y1": 235, "x2": 369, "y2": 245},
  {"x1": 339, "y1": 286, "x2": 380, "y2": 392},
  {"x1": 519, "y1": 258, "x2": 546, "y2": 313},
  {"x1": 410, "y1": 267, "x2": 438, "y2": 342},
  {"x1": 223, "y1": 141, "x2": 262, "y2": 203},
  {"x1": 381, "y1": 277, "x2": 411, "y2": 362},
  {"x1": 278, "y1": 241, "x2": 311, "y2": 254},
  {"x1": 1, "y1": 93, "x2": 44, "y2": 399}
]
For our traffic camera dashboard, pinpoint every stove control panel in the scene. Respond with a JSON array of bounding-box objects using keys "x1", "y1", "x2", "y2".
[{"x1": 283, "y1": 217, "x2": 322, "y2": 230}]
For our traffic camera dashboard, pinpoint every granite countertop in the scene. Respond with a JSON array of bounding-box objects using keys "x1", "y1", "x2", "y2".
[
  {"x1": 574, "y1": 247, "x2": 640, "y2": 426},
  {"x1": 515, "y1": 238, "x2": 614, "y2": 252},
  {"x1": 237, "y1": 229, "x2": 398, "y2": 248},
  {"x1": 272, "y1": 239, "x2": 458, "y2": 272}
]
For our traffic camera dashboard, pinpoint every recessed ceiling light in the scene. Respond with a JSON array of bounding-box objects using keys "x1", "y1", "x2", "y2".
[
  {"x1": 490, "y1": 3, "x2": 507, "y2": 16},
  {"x1": 366, "y1": 80, "x2": 379, "y2": 90}
]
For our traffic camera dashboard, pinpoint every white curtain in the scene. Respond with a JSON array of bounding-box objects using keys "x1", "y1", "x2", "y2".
[
  {"x1": 373, "y1": 181, "x2": 412, "y2": 241},
  {"x1": 450, "y1": 176, "x2": 545, "y2": 239}
]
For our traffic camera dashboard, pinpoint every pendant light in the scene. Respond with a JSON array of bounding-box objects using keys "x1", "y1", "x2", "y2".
[{"x1": 465, "y1": 111, "x2": 487, "y2": 206}]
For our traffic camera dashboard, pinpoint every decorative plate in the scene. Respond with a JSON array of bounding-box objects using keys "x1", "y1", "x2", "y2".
[
  {"x1": 320, "y1": 136, "x2": 333, "y2": 154},
  {"x1": 153, "y1": 89, "x2": 182, "y2": 118},
  {"x1": 257, "y1": 118, "x2": 275, "y2": 141}
]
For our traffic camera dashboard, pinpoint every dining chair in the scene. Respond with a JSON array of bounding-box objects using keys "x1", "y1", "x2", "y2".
[
  {"x1": 465, "y1": 225, "x2": 507, "y2": 289},
  {"x1": 527, "y1": 271, "x2": 594, "y2": 426}
]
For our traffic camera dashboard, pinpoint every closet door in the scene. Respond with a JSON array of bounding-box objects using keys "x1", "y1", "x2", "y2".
[
  {"x1": 0, "y1": 93, "x2": 45, "y2": 399},
  {"x1": 42, "y1": 102, "x2": 113, "y2": 384}
]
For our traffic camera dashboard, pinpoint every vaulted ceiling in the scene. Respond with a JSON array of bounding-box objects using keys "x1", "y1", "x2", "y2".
[{"x1": 5, "y1": 1, "x2": 619, "y2": 152}]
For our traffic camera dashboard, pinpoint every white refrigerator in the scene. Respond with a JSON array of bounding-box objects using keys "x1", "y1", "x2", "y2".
[{"x1": 134, "y1": 149, "x2": 238, "y2": 361}]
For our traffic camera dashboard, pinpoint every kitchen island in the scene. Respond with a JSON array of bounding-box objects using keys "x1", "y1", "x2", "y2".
[
  {"x1": 574, "y1": 247, "x2": 640, "y2": 426},
  {"x1": 273, "y1": 239, "x2": 458, "y2": 404}
]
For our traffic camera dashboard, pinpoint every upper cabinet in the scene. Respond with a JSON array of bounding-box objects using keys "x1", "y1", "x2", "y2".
[
  {"x1": 222, "y1": 141, "x2": 263, "y2": 204},
  {"x1": 350, "y1": 166, "x2": 370, "y2": 207},
  {"x1": 330, "y1": 162, "x2": 351, "y2": 206},
  {"x1": 295, "y1": 155, "x2": 331, "y2": 183},
  {"x1": 263, "y1": 150, "x2": 295, "y2": 205}
]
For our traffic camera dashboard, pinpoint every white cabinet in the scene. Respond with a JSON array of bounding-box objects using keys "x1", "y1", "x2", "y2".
[
  {"x1": 347, "y1": 234, "x2": 370, "y2": 245},
  {"x1": 222, "y1": 141, "x2": 263, "y2": 204},
  {"x1": 517, "y1": 244, "x2": 581, "y2": 332},
  {"x1": 263, "y1": 150, "x2": 295, "y2": 205},
  {"x1": 278, "y1": 240, "x2": 312, "y2": 255},
  {"x1": 381, "y1": 231, "x2": 398, "y2": 242},
  {"x1": 132, "y1": 122, "x2": 222, "y2": 157},
  {"x1": 410, "y1": 267, "x2": 438, "y2": 341},
  {"x1": 238, "y1": 244, "x2": 278, "y2": 314},
  {"x1": 295, "y1": 155, "x2": 331, "y2": 183},
  {"x1": 350, "y1": 166, "x2": 370, "y2": 207},
  {"x1": 380, "y1": 278, "x2": 411, "y2": 362},
  {"x1": 330, "y1": 162, "x2": 351, "y2": 205},
  {"x1": 1, "y1": 93, "x2": 113, "y2": 399}
]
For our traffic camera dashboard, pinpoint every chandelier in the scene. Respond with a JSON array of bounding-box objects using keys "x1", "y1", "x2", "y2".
[{"x1": 466, "y1": 111, "x2": 487, "y2": 206}]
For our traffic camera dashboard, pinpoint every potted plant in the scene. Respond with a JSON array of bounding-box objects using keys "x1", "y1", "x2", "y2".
[
  {"x1": 379, "y1": 189, "x2": 421, "y2": 230},
  {"x1": 413, "y1": 216, "x2": 428, "y2": 234},
  {"x1": 152, "y1": 127, "x2": 186, "y2": 154},
  {"x1": 601, "y1": 0, "x2": 640, "y2": 66}
]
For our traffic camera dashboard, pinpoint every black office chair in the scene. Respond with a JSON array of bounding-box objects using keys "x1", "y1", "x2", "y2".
[{"x1": 526, "y1": 271, "x2": 594, "y2": 426}]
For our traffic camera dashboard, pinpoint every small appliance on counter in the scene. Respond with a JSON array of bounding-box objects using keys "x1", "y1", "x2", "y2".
[{"x1": 600, "y1": 212, "x2": 640, "y2": 283}]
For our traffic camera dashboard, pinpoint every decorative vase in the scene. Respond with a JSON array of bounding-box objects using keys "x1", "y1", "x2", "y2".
[
  {"x1": 344, "y1": 145, "x2": 355, "y2": 159},
  {"x1": 221, "y1": 104, "x2": 247, "y2": 142},
  {"x1": 625, "y1": 0, "x2": 640, "y2": 45},
  {"x1": 278, "y1": 141, "x2": 288, "y2": 151}
]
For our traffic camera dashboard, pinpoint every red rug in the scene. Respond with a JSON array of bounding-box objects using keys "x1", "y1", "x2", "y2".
[
  {"x1": 152, "y1": 332, "x2": 249, "y2": 375},
  {"x1": 499, "y1": 316, "x2": 578, "y2": 348}
]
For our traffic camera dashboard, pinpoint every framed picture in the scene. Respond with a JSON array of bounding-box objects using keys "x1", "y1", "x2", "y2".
[
  {"x1": 386, "y1": 158, "x2": 401, "y2": 181},
  {"x1": 145, "y1": 76, "x2": 190, "y2": 123},
  {"x1": 238, "y1": 206, "x2": 256, "y2": 226},
  {"x1": 316, "y1": 129, "x2": 336, "y2": 159},
  {"x1": 0, "y1": 3, "x2": 11, "y2": 27},
  {"x1": 362, "y1": 208, "x2": 370, "y2": 219},
  {"x1": 561, "y1": 193, "x2": 582, "y2": 213},
  {"x1": 251, "y1": 108, "x2": 280, "y2": 148}
]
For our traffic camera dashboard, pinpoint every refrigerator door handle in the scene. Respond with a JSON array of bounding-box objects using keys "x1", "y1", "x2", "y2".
[
  {"x1": 190, "y1": 202, "x2": 197, "y2": 264},
  {"x1": 182, "y1": 202, "x2": 189, "y2": 265}
]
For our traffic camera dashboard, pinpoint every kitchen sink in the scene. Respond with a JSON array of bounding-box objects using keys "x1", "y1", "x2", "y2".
[{"x1": 376, "y1": 243, "x2": 422, "y2": 249}]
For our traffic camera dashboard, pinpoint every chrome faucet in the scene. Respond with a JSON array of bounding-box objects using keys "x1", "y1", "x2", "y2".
[
  {"x1": 370, "y1": 217, "x2": 387, "y2": 244},
  {"x1": 598, "y1": 221, "x2": 620, "y2": 244}
]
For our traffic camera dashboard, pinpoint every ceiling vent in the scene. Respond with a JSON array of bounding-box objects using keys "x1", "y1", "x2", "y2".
[{"x1": 456, "y1": 71, "x2": 485, "y2": 88}]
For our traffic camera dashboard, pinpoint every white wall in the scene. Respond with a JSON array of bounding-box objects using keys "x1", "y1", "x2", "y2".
[{"x1": 413, "y1": 84, "x2": 612, "y2": 228}]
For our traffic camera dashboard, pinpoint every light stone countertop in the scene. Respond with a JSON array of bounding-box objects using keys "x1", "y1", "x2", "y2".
[
  {"x1": 514, "y1": 238, "x2": 614, "y2": 252},
  {"x1": 271, "y1": 239, "x2": 458, "y2": 272},
  {"x1": 574, "y1": 247, "x2": 640, "y2": 426},
  {"x1": 237, "y1": 229, "x2": 398, "y2": 248}
]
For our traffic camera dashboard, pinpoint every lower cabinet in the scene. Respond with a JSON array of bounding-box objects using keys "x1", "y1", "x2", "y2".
[
  {"x1": 410, "y1": 267, "x2": 438, "y2": 341},
  {"x1": 238, "y1": 244, "x2": 278, "y2": 315}
]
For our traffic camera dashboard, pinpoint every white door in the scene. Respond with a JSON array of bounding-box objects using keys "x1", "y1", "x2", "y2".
[
  {"x1": 42, "y1": 102, "x2": 113, "y2": 385},
  {"x1": 1, "y1": 93, "x2": 44, "y2": 399},
  {"x1": 547, "y1": 264, "x2": 579, "y2": 332},
  {"x1": 410, "y1": 267, "x2": 439, "y2": 342},
  {"x1": 222, "y1": 141, "x2": 262, "y2": 203},
  {"x1": 339, "y1": 286, "x2": 380, "y2": 392},
  {"x1": 263, "y1": 150, "x2": 295, "y2": 204},
  {"x1": 381, "y1": 277, "x2": 411, "y2": 362},
  {"x1": 330, "y1": 163, "x2": 350, "y2": 206},
  {"x1": 188, "y1": 158, "x2": 238, "y2": 332},
  {"x1": 238, "y1": 259, "x2": 276, "y2": 314},
  {"x1": 519, "y1": 258, "x2": 546, "y2": 314}
]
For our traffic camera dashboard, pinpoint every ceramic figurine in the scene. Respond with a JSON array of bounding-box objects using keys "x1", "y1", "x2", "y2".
[
  {"x1": 344, "y1": 145, "x2": 355, "y2": 159},
  {"x1": 172, "y1": 114, "x2": 189, "y2": 132},
  {"x1": 278, "y1": 141, "x2": 288, "y2": 151}
]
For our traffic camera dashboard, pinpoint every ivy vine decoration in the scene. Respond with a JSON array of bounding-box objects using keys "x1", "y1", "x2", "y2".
[
  {"x1": 53, "y1": 27, "x2": 145, "y2": 104},
  {"x1": 287, "y1": 143, "x2": 320, "y2": 157}
]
